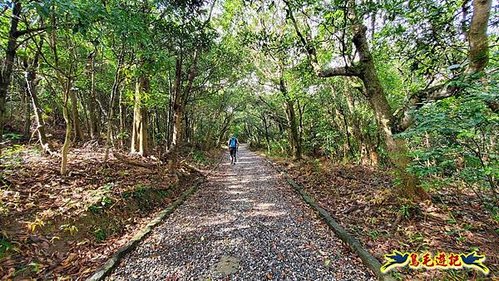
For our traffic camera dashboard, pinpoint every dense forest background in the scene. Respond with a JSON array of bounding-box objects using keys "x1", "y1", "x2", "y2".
[
  {"x1": 0, "y1": 0, "x2": 497, "y2": 279},
  {"x1": 1, "y1": 0, "x2": 497, "y2": 200}
]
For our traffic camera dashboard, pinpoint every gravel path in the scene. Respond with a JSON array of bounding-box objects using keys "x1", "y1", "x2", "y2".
[{"x1": 107, "y1": 145, "x2": 374, "y2": 280}]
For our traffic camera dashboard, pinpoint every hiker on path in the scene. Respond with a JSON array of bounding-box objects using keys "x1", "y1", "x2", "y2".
[{"x1": 228, "y1": 135, "x2": 239, "y2": 165}]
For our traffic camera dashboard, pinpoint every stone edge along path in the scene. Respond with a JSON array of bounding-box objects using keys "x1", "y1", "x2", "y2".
[
  {"x1": 87, "y1": 149, "x2": 393, "y2": 281},
  {"x1": 86, "y1": 153, "x2": 224, "y2": 281},
  {"x1": 264, "y1": 156, "x2": 396, "y2": 281},
  {"x1": 86, "y1": 181, "x2": 203, "y2": 281}
]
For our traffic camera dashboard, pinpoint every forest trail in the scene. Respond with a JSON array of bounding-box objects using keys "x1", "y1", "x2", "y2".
[{"x1": 107, "y1": 145, "x2": 374, "y2": 280}]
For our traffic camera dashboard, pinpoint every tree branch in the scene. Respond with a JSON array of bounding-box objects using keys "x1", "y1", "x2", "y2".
[
  {"x1": 318, "y1": 66, "x2": 360, "y2": 77},
  {"x1": 13, "y1": 26, "x2": 47, "y2": 38},
  {"x1": 284, "y1": 0, "x2": 360, "y2": 79},
  {"x1": 392, "y1": 83, "x2": 454, "y2": 132}
]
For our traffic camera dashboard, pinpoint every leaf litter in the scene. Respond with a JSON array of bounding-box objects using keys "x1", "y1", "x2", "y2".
[
  {"x1": 270, "y1": 157, "x2": 498, "y2": 280},
  {"x1": 0, "y1": 145, "x2": 220, "y2": 280}
]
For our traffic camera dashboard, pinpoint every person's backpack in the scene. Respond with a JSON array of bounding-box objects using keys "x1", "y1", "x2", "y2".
[{"x1": 229, "y1": 137, "x2": 237, "y2": 148}]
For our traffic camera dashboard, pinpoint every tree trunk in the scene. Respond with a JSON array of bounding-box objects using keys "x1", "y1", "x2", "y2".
[
  {"x1": 69, "y1": 89, "x2": 83, "y2": 142},
  {"x1": 104, "y1": 50, "x2": 124, "y2": 161},
  {"x1": 22, "y1": 83, "x2": 31, "y2": 138},
  {"x1": 88, "y1": 50, "x2": 99, "y2": 139},
  {"x1": 0, "y1": 1, "x2": 21, "y2": 155},
  {"x1": 46, "y1": 12, "x2": 75, "y2": 173},
  {"x1": 339, "y1": 108, "x2": 353, "y2": 161},
  {"x1": 23, "y1": 53, "x2": 53, "y2": 154},
  {"x1": 26, "y1": 73, "x2": 51, "y2": 154},
  {"x1": 287, "y1": 0, "x2": 428, "y2": 199},
  {"x1": 184, "y1": 109, "x2": 190, "y2": 144},
  {"x1": 172, "y1": 51, "x2": 198, "y2": 148},
  {"x1": 119, "y1": 85, "x2": 126, "y2": 149},
  {"x1": 217, "y1": 113, "x2": 233, "y2": 147},
  {"x1": 78, "y1": 90, "x2": 90, "y2": 136},
  {"x1": 331, "y1": 85, "x2": 355, "y2": 161},
  {"x1": 467, "y1": 0, "x2": 492, "y2": 74},
  {"x1": 182, "y1": 52, "x2": 198, "y2": 144},
  {"x1": 131, "y1": 75, "x2": 149, "y2": 156},
  {"x1": 297, "y1": 99, "x2": 305, "y2": 151},
  {"x1": 171, "y1": 57, "x2": 183, "y2": 148},
  {"x1": 61, "y1": 84, "x2": 72, "y2": 175},
  {"x1": 352, "y1": 24, "x2": 427, "y2": 200},
  {"x1": 279, "y1": 77, "x2": 302, "y2": 160},
  {"x1": 344, "y1": 88, "x2": 363, "y2": 163},
  {"x1": 262, "y1": 113, "x2": 271, "y2": 153},
  {"x1": 166, "y1": 76, "x2": 174, "y2": 150}
]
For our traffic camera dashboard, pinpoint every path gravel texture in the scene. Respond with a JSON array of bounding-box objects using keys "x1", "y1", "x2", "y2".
[{"x1": 107, "y1": 145, "x2": 374, "y2": 280}]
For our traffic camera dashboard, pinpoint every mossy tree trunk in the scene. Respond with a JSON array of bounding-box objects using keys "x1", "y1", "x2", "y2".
[{"x1": 467, "y1": 0, "x2": 492, "y2": 74}]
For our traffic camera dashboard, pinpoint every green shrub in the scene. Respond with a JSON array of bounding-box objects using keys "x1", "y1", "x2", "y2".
[{"x1": 401, "y1": 78, "x2": 498, "y2": 205}]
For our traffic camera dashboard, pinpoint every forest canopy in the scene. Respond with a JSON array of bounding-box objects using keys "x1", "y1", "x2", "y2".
[
  {"x1": 0, "y1": 0, "x2": 497, "y2": 200},
  {"x1": 0, "y1": 0, "x2": 498, "y2": 279}
]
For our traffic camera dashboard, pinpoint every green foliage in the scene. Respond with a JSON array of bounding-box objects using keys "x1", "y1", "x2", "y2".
[
  {"x1": 399, "y1": 204, "x2": 411, "y2": 219},
  {"x1": 409, "y1": 232, "x2": 424, "y2": 244},
  {"x1": 0, "y1": 199, "x2": 7, "y2": 216},
  {"x1": 121, "y1": 184, "x2": 172, "y2": 213},
  {"x1": 88, "y1": 195, "x2": 113, "y2": 214},
  {"x1": 0, "y1": 237, "x2": 13, "y2": 259},
  {"x1": 399, "y1": 203, "x2": 421, "y2": 220},
  {"x1": 116, "y1": 131, "x2": 130, "y2": 140},
  {"x1": 87, "y1": 184, "x2": 115, "y2": 214},
  {"x1": 0, "y1": 145, "x2": 29, "y2": 172},
  {"x1": 402, "y1": 78, "x2": 498, "y2": 199},
  {"x1": 486, "y1": 203, "x2": 499, "y2": 223},
  {"x1": 0, "y1": 0, "x2": 497, "y2": 209},
  {"x1": 93, "y1": 228, "x2": 107, "y2": 242},
  {"x1": 192, "y1": 149, "x2": 207, "y2": 164},
  {"x1": 1, "y1": 144, "x2": 24, "y2": 155},
  {"x1": 60, "y1": 224, "x2": 79, "y2": 236},
  {"x1": 28, "y1": 262, "x2": 43, "y2": 274},
  {"x1": 124, "y1": 184, "x2": 149, "y2": 199},
  {"x1": 374, "y1": 0, "x2": 465, "y2": 79},
  {"x1": 2, "y1": 132, "x2": 23, "y2": 141},
  {"x1": 368, "y1": 230, "x2": 380, "y2": 240}
]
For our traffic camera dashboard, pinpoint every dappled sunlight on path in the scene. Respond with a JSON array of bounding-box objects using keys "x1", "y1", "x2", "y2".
[{"x1": 107, "y1": 145, "x2": 373, "y2": 280}]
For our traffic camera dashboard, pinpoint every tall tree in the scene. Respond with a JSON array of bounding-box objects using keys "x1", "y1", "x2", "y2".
[
  {"x1": 284, "y1": 0, "x2": 434, "y2": 199},
  {"x1": 0, "y1": 1, "x2": 22, "y2": 154},
  {"x1": 467, "y1": 0, "x2": 492, "y2": 74},
  {"x1": 131, "y1": 74, "x2": 149, "y2": 155},
  {"x1": 21, "y1": 43, "x2": 54, "y2": 154}
]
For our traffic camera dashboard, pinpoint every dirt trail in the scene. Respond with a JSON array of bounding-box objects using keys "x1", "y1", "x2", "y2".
[{"x1": 107, "y1": 145, "x2": 374, "y2": 280}]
